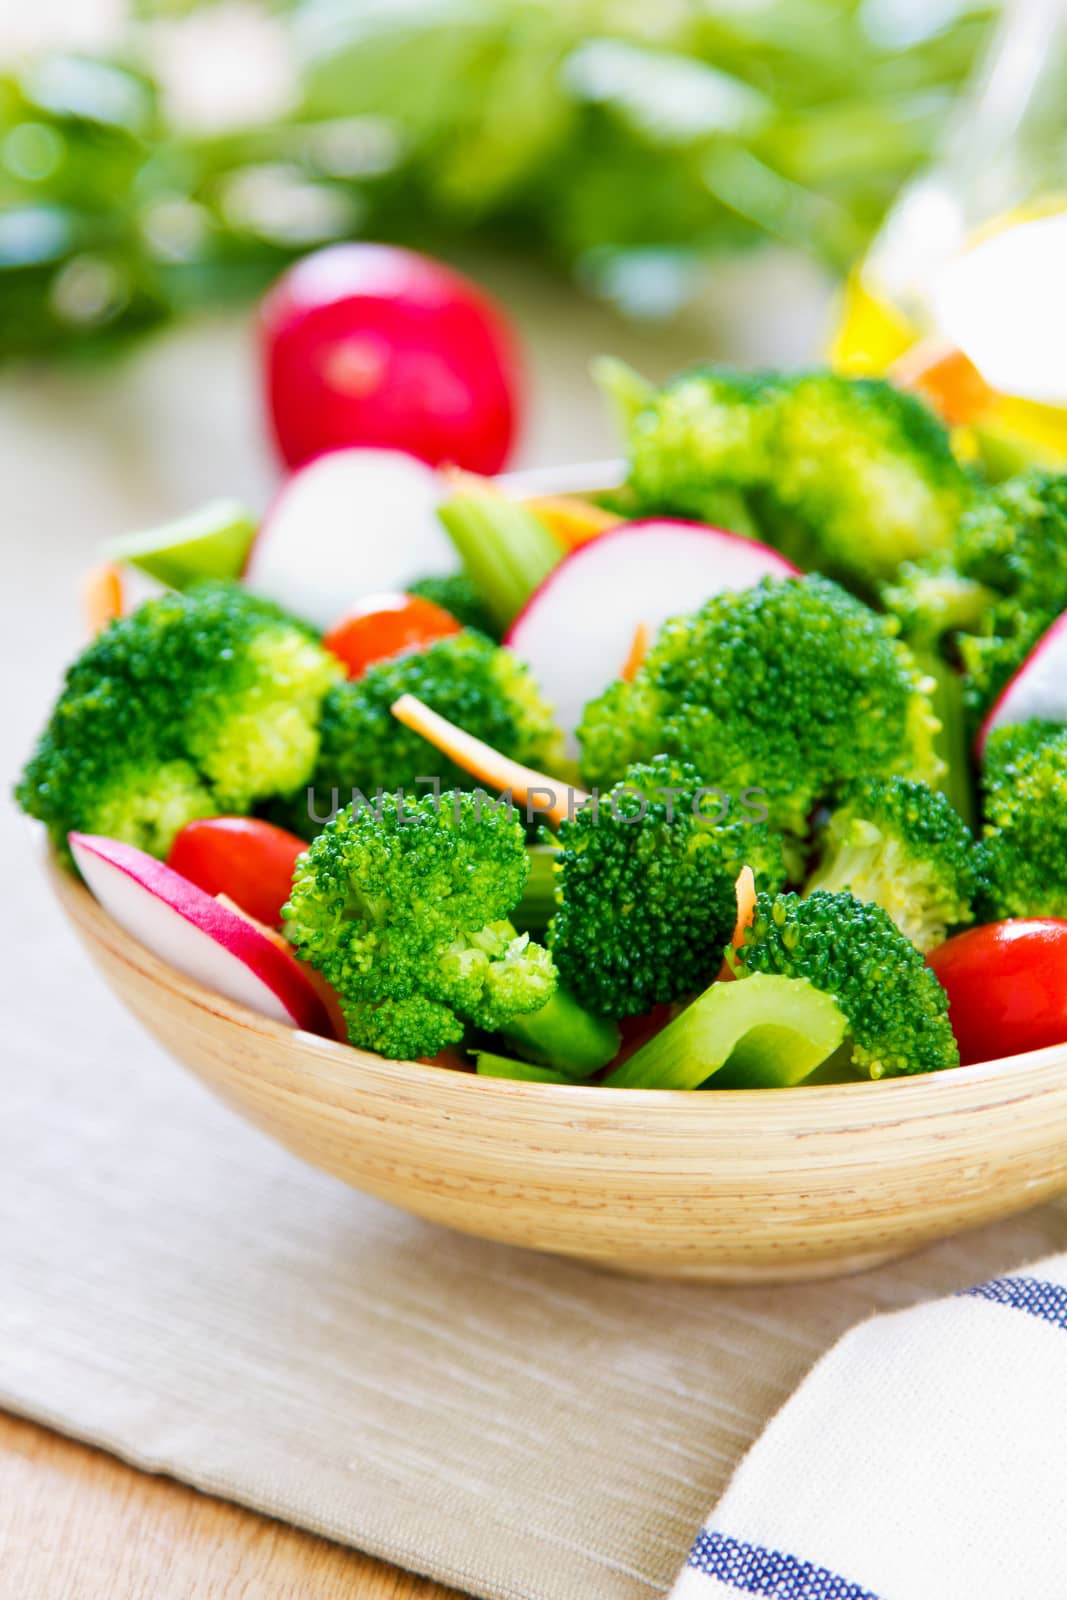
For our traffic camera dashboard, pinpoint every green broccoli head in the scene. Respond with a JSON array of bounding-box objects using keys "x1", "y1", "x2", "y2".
[
  {"x1": 805, "y1": 777, "x2": 976, "y2": 952},
  {"x1": 17, "y1": 583, "x2": 340, "y2": 861},
  {"x1": 616, "y1": 366, "x2": 969, "y2": 587},
  {"x1": 298, "y1": 630, "x2": 564, "y2": 837},
  {"x1": 954, "y1": 473, "x2": 1067, "y2": 716},
  {"x1": 625, "y1": 366, "x2": 785, "y2": 520},
  {"x1": 976, "y1": 720, "x2": 1067, "y2": 920},
  {"x1": 578, "y1": 576, "x2": 943, "y2": 839},
  {"x1": 405, "y1": 573, "x2": 502, "y2": 640},
  {"x1": 282, "y1": 789, "x2": 557, "y2": 1059},
  {"x1": 548, "y1": 755, "x2": 786, "y2": 1018},
  {"x1": 883, "y1": 472, "x2": 1067, "y2": 713},
  {"x1": 771, "y1": 375, "x2": 969, "y2": 587},
  {"x1": 728, "y1": 890, "x2": 960, "y2": 1078}
]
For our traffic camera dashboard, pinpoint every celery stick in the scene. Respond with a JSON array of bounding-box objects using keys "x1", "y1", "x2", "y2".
[
  {"x1": 438, "y1": 485, "x2": 562, "y2": 633},
  {"x1": 916, "y1": 650, "x2": 976, "y2": 830},
  {"x1": 476, "y1": 1052, "x2": 571, "y2": 1084},
  {"x1": 605, "y1": 972, "x2": 847, "y2": 1089}
]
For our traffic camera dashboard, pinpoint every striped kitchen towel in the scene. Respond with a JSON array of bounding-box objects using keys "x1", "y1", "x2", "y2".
[{"x1": 670, "y1": 1256, "x2": 1067, "y2": 1600}]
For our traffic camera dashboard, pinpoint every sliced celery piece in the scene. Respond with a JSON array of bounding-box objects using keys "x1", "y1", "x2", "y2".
[
  {"x1": 476, "y1": 1051, "x2": 571, "y2": 1084},
  {"x1": 605, "y1": 972, "x2": 847, "y2": 1089},
  {"x1": 438, "y1": 484, "x2": 562, "y2": 632}
]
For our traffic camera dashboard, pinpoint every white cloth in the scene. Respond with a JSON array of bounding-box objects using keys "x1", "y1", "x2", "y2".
[{"x1": 671, "y1": 1256, "x2": 1067, "y2": 1600}]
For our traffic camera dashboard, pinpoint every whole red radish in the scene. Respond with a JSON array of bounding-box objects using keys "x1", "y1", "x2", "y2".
[
  {"x1": 167, "y1": 817, "x2": 307, "y2": 928},
  {"x1": 927, "y1": 919, "x2": 1067, "y2": 1065},
  {"x1": 261, "y1": 244, "x2": 521, "y2": 473}
]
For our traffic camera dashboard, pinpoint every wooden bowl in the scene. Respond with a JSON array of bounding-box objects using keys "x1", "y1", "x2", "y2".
[{"x1": 51, "y1": 859, "x2": 1067, "y2": 1283}]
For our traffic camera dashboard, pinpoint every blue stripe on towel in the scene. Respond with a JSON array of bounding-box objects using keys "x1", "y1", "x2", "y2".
[
  {"x1": 959, "y1": 1275, "x2": 1067, "y2": 1328},
  {"x1": 687, "y1": 1530, "x2": 880, "y2": 1599}
]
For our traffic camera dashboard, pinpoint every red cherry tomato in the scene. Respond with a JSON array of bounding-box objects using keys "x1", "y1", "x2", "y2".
[
  {"x1": 260, "y1": 244, "x2": 522, "y2": 474},
  {"x1": 927, "y1": 919, "x2": 1067, "y2": 1065},
  {"x1": 167, "y1": 817, "x2": 307, "y2": 928},
  {"x1": 323, "y1": 592, "x2": 463, "y2": 678}
]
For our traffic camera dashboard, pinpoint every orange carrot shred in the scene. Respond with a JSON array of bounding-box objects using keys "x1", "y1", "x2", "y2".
[
  {"x1": 524, "y1": 493, "x2": 622, "y2": 550},
  {"x1": 83, "y1": 562, "x2": 124, "y2": 637},
  {"x1": 391, "y1": 694, "x2": 587, "y2": 828},
  {"x1": 621, "y1": 620, "x2": 650, "y2": 683},
  {"x1": 717, "y1": 866, "x2": 758, "y2": 983},
  {"x1": 890, "y1": 338, "x2": 994, "y2": 426}
]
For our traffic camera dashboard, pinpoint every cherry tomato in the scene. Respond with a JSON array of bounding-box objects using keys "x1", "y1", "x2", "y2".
[
  {"x1": 323, "y1": 592, "x2": 462, "y2": 678},
  {"x1": 167, "y1": 817, "x2": 307, "y2": 928},
  {"x1": 927, "y1": 919, "x2": 1067, "y2": 1065},
  {"x1": 261, "y1": 244, "x2": 522, "y2": 474}
]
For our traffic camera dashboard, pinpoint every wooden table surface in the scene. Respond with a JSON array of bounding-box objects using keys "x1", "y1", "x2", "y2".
[{"x1": 0, "y1": 1410, "x2": 461, "y2": 1599}]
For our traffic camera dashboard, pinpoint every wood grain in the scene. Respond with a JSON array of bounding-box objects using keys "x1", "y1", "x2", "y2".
[
  {"x1": 51, "y1": 856, "x2": 1067, "y2": 1284},
  {"x1": 0, "y1": 1410, "x2": 461, "y2": 1600}
]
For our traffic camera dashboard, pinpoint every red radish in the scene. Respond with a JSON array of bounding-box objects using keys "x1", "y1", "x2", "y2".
[
  {"x1": 261, "y1": 243, "x2": 521, "y2": 473},
  {"x1": 167, "y1": 816, "x2": 307, "y2": 927},
  {"x1": 70, "y1": 833, "x2": 330, "y2": 1034},
  {"x1": 323, "y1": 591, "x2": 462, "y2": 678},
  {"x1": 928, "y1": 919, "x2": 1067, "y2": 1065},
  {"x1": 977, "y1": 611, "x2": 1067, "y2": 758},
  {"x1": 243, "y1": 447, "x2": 453, "y2": 631},
  {"x1": 504, "y1": 519, "x2": 799, "y2": 740}
]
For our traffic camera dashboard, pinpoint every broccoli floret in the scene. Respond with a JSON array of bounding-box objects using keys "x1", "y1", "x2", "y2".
[
  {"x1": 17, "y1": 583, "x2": 340, "y2": 862},
  {"x1": 549, "y1": 756, "x2": 786, "y2": 1017},
  {"x1": 298, "y1": 631, "x2": 564, "y2": 837},
  {"x1": 884, "y1": 473, "x2": 1067, "y2": 716},
  {"x1": 625, "y1": 366, "x2": 786, "y2": 521},
  {"x1": 283, "y1": 790, "x2": 555, "y2": 1058},
  {"x1": 805, "y1": 777, "x2": 976, "y2": 952},
  {"x1": 283, "y1": 788, "x2": 617, "y2": 1067},
  {"x1": 976, "y1": 720, "x2": 1067, "y2": 920},
  {"x1": 406, "y1": 573, "x2": 502, "y2": 640},
  {"x1": 616, "y1": 366, "x2": 970, "y2": 587},
  {"x1": 578, "y1": 575, "x2": 943, "y2": 840},
  {"x1": 728, "y1": 890, "x2": 960, "y2": 1078}
]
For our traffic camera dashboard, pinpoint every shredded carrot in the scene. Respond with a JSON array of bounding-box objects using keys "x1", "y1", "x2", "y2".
[
  {"x1": 620, "y1": 620, "x2": 650, "y2": 683},
  {"x1": 391, "y1": 693, "x2": 588, "y2": 828},
  {"x1": 890, "y1": 339, "x2": 995, "y2": 427},
  {"x1": 524, "y1": 493, "x2": 622, "y2": 550},
  {"x1": 717, "y1": 866, "x2": 758, "y2": 983},
  {"x1": 83, "y1": 562, "x2": 124, "y2": 636}
]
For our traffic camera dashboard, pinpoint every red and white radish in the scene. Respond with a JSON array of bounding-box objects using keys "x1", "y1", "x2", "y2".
[
  {"x1": 69, "y1": 833, "x2": 330, "y2": 1033},
  {"x1": 977, "y1": 610, "x2": 1067, "y2": 758},
  {"x1": 504, "y1": 519, "x2": 798, "y2": 740},
  {"x1": 261, "y1": 243, "x2": 521, "y2": 474},
  {"x1": 243, "y1": 446, "x2": 453, "y2": 630}
]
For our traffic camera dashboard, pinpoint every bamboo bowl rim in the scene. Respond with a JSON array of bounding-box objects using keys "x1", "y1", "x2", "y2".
[{"x1": 51, "y1": 853, "x2": 1067, "y2": 1125}]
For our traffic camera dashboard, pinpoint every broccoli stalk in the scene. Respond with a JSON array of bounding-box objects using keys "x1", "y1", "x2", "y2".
[
  {"x1": 437, "y1": 477, "x2": 563, "y2": 634},
  {"x1": 499, "y1": 986, "x2": 619, "y2": 1076},
  {"x1": 605, "y1": 972, "x2": 848, "y2": 1089}
]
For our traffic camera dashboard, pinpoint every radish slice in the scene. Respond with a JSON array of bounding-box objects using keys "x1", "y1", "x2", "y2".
[
  {"x1": 244, "y1": 447, "x2": 453, "y2": 630},
  {"x1": 69, "y1": 833, "x2": 330, "y2": 1033},
  {"x1": 504, "y1": 518, "x2": 799, "y2": 741},
  {"x1": 977, "y1": 611, "x2": 1067, "y2": 758}
]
